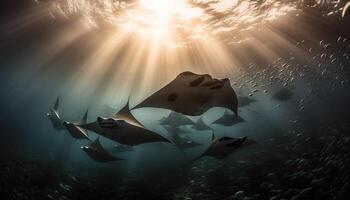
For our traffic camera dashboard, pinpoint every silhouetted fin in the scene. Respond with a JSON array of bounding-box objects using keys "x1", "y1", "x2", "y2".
[
  {"x1": 47, "y1": 97, "x2": 65, "y2": 130},
  {"x1": 90, "y1": 137, "x2": 104, "y2": 149},
  {"x1": 62, "y1": 108, "x2": 90, "y2": 140},
  {"x1": 54, "y1": 97, "x2": 59, "y2": 111},
  {"x1": 113, "y1": 101, "x2": 144, "y2": 128},
  {"x1": 159, "y1": 111, "x2": 194, "y2": 127},
  {"x1": 192, "y1": 117, "x2": 212, "y2": 131},
  {"x1": 78, "y1": 109, "x2": 89, "y2": 125},
  {"x1": 212, "y1": 110, "x2": 244, "y2": 126},
  {"x1": 63, "y1": 121, "x2": 91, "y2": 141},
  {"x1": 132, "y1": 71, "x2": 238, "y2": 116},
  {"x1": 82, "y1": 138, "x2": 123, "y2": 162}
]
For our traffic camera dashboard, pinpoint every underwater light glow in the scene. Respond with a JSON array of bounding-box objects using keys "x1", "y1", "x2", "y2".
[{"x1": 45, "y1": 0, "x2": 300, "y2": 45}]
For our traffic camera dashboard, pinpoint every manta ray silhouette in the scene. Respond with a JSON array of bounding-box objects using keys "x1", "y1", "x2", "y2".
[
  {"x1": 47, "y1": 97, "x2": 65, "y2": 130},
  {"x1": 110, "y1": 71, "x2": 238, "y2": 127},
  {"x1": 63, "y1": 110, "x2": 91, "y2": 141},
  {"x1": 82, "y1": 138, "x2": 123, "y2": 162},
  {"x1": 79, "y1": 117, "x2": 172, "y2": 146},
  {"x1": 164, "y1": 127, "x2": 202, "y2": 151},
  {"x1": 191, "y1": 134, "x2": 256, "y2": 161},
  {"x1": 132, "y1": 71, "x2": 238, "y2": 116},
  {"x1": 47, "y1": 71, "x2": 241, "y2": 162}
]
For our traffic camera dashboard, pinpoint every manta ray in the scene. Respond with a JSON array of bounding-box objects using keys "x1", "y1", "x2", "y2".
[
  {"x1": 63, "y1": 110, "x2": 91, "y2": 141},
  {"x1": 82, "y1": 138, "x2": 123, "y2": 162},
  {"x1": 47, "y1": 97, "x2": 65, "y2": 130},
  {"x1": 111, "y1": 71, "x2": 238, "y2": 128},
  {"x1": 163, "y1": 124, "x2": 202, "y2": 150},
  {"x1": 79, "y1": 117, "x2": 172, "y2": 146},
  {"x1": 192, "y1": 134, "x2": 256, "y2": 161},
  {"x1": 131, "y1": 71, "x2": 238, "y2": 116}
]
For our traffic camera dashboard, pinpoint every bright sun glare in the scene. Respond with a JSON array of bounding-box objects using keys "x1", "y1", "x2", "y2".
[
  {"x1": 48, "y1": 0, "x2": 297, "y2": 46},
  {"x1": 126, "y1": 0, "x2": 202, "y2": 40},
  {"x1": 139, "y1": 0, "x2": 174, "y2": 12}
]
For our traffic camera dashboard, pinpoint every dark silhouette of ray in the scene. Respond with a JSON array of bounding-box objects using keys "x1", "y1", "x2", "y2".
[
  {"x1": 164, "y1": 125, "x2": 202, "y2": 151},
  {"x1": 81, "y1": 138, "x2": 123, "y2": 162},
  {"x1": 113, "y1": 101, "x2": 144, "y2": 128},
  {"x1": 191, "y1": 134, "x2": 256, "y2": 161},
  {"x1": 63, "y1": 110, "x2": 91, "y2": 141},
  {"x1": 79, "y1": 117, "x2": 172, "y2": 146},
  {"x1": 47, "y1": 97, "x2": 65, "y2": 130},
  {"x1": 132, "y1": 71, "x2": 238, "y2": 116}
]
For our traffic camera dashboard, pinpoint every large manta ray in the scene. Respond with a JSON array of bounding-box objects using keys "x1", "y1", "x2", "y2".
[
  {"x1": 131, "y1": 71, "x2": 238, "y2": 116},
  {"x1": 113, "y1": 71, "x2": 238, "y2": 127}
]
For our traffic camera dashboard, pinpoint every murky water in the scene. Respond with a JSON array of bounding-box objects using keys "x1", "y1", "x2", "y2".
[{"x1": 1, "y1": 1, "x2": 350, "y2": 200}]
